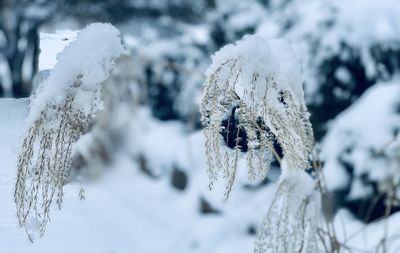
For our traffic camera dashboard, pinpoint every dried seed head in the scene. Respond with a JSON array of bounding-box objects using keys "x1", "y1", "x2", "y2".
[
  {"x1": 254, "y1": 168, "x2": 320, "y2": 253},
  {"x1": 200, "y1": 35, "x2": 314, "y2": 197},
  {"x1": 14, "y1": 23, "x2": 124, "y2": 239}
]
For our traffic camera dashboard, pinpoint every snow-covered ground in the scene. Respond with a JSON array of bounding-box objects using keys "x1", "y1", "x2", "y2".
[{"x1": 0, "y1": 96, "x2": 276, "y2": 252}]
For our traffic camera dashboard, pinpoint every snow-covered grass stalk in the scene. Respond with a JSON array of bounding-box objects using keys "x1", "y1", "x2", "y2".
[
  {"x1": 200, "y1": 35, "x2": 317, "y2": 252},
  {"x1": 255, "y1": 160, "x2": 320, "y2": 253},
  {"x1": 14, "y1": 23, "x2": 124, "y2": 239}
]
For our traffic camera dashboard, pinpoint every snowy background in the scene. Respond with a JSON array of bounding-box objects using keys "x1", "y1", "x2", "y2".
[{"x1": 1, "y1": 0, "x2": 400, "y2": 252}]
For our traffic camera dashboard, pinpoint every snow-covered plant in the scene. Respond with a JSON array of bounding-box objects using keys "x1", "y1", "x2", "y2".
[
  {"x1": 14, "y1": 23, "x2": 124, "y2": 239},
  {"x1": 321, "y1": 83, "x2": 400, "y2": 221},
  {"x1": 254, "y1": 160, "x2": 320, "y2": 253},
  {"x1": 201, "y1": 35, "x2": 314, "y2": 195},
  {"x1": 200, "y1": 35, "x2": 318, "y2": 252}
]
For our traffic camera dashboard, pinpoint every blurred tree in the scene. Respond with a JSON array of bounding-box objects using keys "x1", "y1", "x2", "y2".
[
  {"x1": 64, "y1": 0, "x2": 213, "y2": 24},
  {"x1": 0, "y1": 0, "x2": 57, "y2": 97}
]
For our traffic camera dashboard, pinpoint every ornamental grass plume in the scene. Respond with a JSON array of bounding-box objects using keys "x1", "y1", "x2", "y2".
[
  {"x1": 200, "y1": 35, "x2": 318, "y2": 253},
  {"x1": 14, "y1": 23, "x2": 124, "y2": 240},
  {"x1": 254, "y1": 160, "x2": 320, "y2": 253}
]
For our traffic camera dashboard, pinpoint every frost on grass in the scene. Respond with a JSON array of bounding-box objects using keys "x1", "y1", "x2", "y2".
[
  {"x1": 14, "y1": 23, "x2": 124, "y2": 239},
  {"x1": 200, "y1": 35, "x2": 314, "y2": 197}
]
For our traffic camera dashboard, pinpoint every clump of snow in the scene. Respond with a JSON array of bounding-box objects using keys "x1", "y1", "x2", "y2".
[
  {"x1": 29, "y1": 23, "x2": 125, "y2": 123},
  {"x1": 206, "y1": 35, "x2": 304, "y2": 106},
  {"x1": 280, "y1": 158, "x2": 315, "y2": 196}
]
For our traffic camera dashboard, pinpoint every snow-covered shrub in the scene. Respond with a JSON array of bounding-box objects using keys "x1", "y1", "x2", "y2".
[
  {"x1": 209, "y1": 0, "x2": 266, "y2": 49},
  {"x1": 130, "y1": 38, "x2": 207, "y2": 127},
  {"x1": 321, "y1": 83, "x2": 400, "y2": 221},
  {"x1": 14, "y1": 23, "x2": 124, "y2": 238},
  {"x1": 201, "y1": 35, "x2": 318, "y2": 252},
  {"x1": 257, "y1": 0, "x2": 400, "y2": 137}
]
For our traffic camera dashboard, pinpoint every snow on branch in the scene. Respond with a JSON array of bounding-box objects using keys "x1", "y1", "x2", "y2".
[{"x1": 14, "y1": 23, "x2": 124, "y2": 239}]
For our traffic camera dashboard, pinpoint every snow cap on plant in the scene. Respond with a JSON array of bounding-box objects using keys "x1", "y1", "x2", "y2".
[
  {"x1": 200, "y1": 35, "x2": 314, "y2": 197},
  {"x1": 14, "y1": 23, "x2": 124, "y2": 240}
]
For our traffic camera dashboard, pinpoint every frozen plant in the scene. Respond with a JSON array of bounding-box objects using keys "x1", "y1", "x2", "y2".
[
  {"x1": 14, "y1": 23, "x2": 124, "y2": 239},
  {"x1": 200, "y1": 35, "x2": 318, "y2": 252}
]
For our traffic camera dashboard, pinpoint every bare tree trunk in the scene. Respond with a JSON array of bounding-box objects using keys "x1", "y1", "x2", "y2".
[{"x1": 0, "y1": 0, "x2": 53, "y2": 97}]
